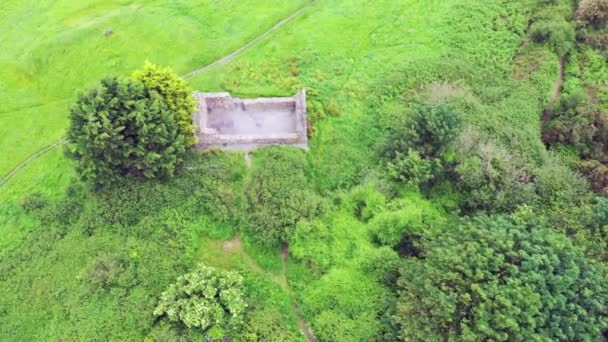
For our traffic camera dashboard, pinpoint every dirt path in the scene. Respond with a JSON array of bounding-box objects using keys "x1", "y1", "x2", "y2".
[
  {"x1": 0, "y1": 3, "x2": 312, "y2": 189},
  {"x1": 182, "y1": 3, "x2": 312, "y2": 79},
  {"x1": 0, "y1": 138, "x2": 67, "y2": 188},
  {"x1": 281, "y1": 243, "x2": 317, "y2": 342},
  {"x1": 542, "y1": 53, "x2": 568, "y2": 125},
  {"x1": 221, "y1": 235, "x2": 316, "y2": 341}
]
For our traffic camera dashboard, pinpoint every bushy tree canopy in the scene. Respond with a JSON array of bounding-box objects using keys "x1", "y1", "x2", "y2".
[
  {"x1": 154, "y1": 265, "x2": 247, "y2": 339},
  {"x1": 132, "y1": 62, "x2": 197, "y2": 146},
  {"x1": 66, "y1": 77, "x2": 188, "y2": 185},
  {"x1": 394, "y1": 213, "x2": 608, "y2": 341}
]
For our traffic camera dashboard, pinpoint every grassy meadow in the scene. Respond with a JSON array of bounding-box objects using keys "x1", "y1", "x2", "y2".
[{"x1": 2, "y1": 0, "x2": 607, "y2": 340}]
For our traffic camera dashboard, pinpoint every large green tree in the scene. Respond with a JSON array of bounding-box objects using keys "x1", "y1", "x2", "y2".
[
  {"x1": 394, "y1": 213, "x2": 608, "y2": 341},
  {"x1": 66, "y1": 77, "x2": 188, "y2": 185}
]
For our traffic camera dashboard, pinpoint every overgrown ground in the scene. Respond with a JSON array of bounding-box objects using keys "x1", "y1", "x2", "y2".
[{"x1": 1, "y1": 0, "x2": 606, "y2": 341}]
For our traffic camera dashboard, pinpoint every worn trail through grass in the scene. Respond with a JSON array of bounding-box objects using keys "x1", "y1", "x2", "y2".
[
  {"x1": 221, "y1": 236, "x2": 316, "y2": 342},
  {"x1": 542, "y1": 53, "x2": 569, "y2": 125},
  {"x1": 0, "y1": 2, "x2": 312, "y2": 190}
]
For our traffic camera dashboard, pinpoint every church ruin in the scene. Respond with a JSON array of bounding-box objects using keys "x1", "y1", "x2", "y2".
[{"x1": 193, "y1": 90, "x2": 308, "y2": 150}]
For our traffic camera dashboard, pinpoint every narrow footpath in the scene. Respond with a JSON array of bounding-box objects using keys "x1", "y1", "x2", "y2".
[{"x1": 542, "y1": 53, "x2": 568, "y2": 125}]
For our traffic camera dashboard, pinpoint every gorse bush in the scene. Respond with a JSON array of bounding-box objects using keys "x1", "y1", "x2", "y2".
[
  {"x1": 394, "y1": 213, "x2": 608, "y2": 341},
  {"x1": 154, "y1": 265, "x2": 247, "y2": 340},
  {"x1": 66, "y1": 77, "x2": 188, "y2": 186},
  {"x1": 132, "y1": 62, "x2": 197, "y2": 146}
]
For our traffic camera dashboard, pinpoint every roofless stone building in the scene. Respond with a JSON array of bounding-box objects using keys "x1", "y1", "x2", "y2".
[{"x1": 193, "y1": 90, "x2": 308, "y2": 150}]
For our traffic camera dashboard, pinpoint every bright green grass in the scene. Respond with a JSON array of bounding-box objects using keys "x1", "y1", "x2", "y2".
[{"x1": 0, "y1": 0, "x2": 308, "y2": 176}]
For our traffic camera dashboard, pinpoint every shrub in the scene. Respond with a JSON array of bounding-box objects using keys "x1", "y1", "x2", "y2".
[
  {"x1": 579, "y1": 159, "x2": 608, "y2": 195},
  {"x1": 394, "y1": 214, "x2": 608, "y2": 341},
  {"x1": 529, "y1": 17, "x2": 575, "y2": 54},
  {"x1": 132, "y1": 62, "x2": 197, "y2": 146},
  {"x1": 377, "y1": 102, "x2": 461, "y2": 185},
  {"x1": 66, "y1": 77, "x2": 187, "y2": 185},
  {"x1": 386, "y1": 149, "x2": 442, "y2": 187},
  {"x1": 154, "y1": 265, "x2": 247, "y2": 339},
  {"x1": 544, "y1": 91, "x2": 608, "y2": 163},
  {"x1": 454, "y1": 131, "x2": 537, "y2": 213},
  {"x1": 378, "y1": 102, "x2": 461, "y2": 160},
  {"x1": 245, "y1": 147, "x2": 325, "y2": 245},
  {"x1": 85, "y1": 255, "x2": 130, "y2": 289},
  {"x1": 577, "y1": 0, "x2": 608, "y2": 26},
  {"x1": 20, "y1": 193, "x2": 48, "y2": 212}
]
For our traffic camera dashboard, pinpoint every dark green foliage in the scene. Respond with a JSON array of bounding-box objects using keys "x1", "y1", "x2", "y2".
[
  {"x1": 377, "y1": 102, "x2": 461, "y2": 186},
  {"x1": 154, "y1": 265, "x2": 247, "y2": 339},
  {"x1": 245, "y1": 147, "x2": 325, "y2": 245},
  {"x1": 394, "y1": 213, "x2": 608, "y2": 341},
  {"x1": 530, "y1": 17, "x2": 576, "y2": 54},
  {"x1": 454, "y1": 130, "x2": 537, "y2": 213},
  {"x1": 85, "y1": 254, "x2": 131, "y2": 289},
  {"x1": 66, "y1": 77, "x2": 187, "y2": 185}
]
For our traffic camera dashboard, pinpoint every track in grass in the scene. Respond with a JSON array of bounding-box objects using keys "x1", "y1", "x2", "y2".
[
  {"x1": 0, "y1": 138, "x2": 67, "y2": 189},
  {"x1": 542, "y1": 53, "x2": 568, "y2": 126},
  {"x1": 0, "y1": 2, "x2": 313, "y2": 190},
  {"x1": 182, "y1": 2, "x2": 312, "y2": 79}
]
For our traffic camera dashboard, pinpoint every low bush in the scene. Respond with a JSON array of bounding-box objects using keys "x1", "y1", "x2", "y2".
[
  {"x1": 579, "y1": 159, "x2": 608, "y2": 195},
  {"x1": 529, "y1": 17, "x2": 576, "y2": 54}
]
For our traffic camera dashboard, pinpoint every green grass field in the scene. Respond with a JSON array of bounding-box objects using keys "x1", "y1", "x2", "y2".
[{"x1": 2, "y1": 0, "x2": 607, "y2": 340}]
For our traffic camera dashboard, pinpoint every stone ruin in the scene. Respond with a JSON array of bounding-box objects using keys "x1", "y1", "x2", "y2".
[{"x1": 193, "y1": 90, "x2": 308, "y2": 150}]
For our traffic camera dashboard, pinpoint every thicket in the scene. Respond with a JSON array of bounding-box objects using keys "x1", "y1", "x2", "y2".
[
  {"x1": 376, "y1": 102, "x2": 461, "y2": 188},
  {"x1": 393, "y1": 213, "x2": 608, "y2": 341},
  {"x1": 244, "y1": 147, "x2": 325, "y2": 245},
  {"x1": 528, "y1": 0, "x2": 577, "y2": 54}
]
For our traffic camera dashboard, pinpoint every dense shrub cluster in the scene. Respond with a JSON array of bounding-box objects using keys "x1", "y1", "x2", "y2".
[
  {"x1": 454, "y1": 129, "x2": 537, "y2": 213},
  {"x1": 393, "y1": 213, "x2": 608, "y2": 341},
  {"x1": 529, "y1": 1, "x2": 576, "y2": 54},
  {"x1": 67, "y1": 64, "x2": 194, "y2": 186},
  {"x1": 245, "y1": 147, "x2": 325, "y2": 245},
  {"x1": 154, "y1": 265, "x2": 247, "y2": 339},
  {"x1": 377, "y1": 102, "x2": 461, "y2": 187}
]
